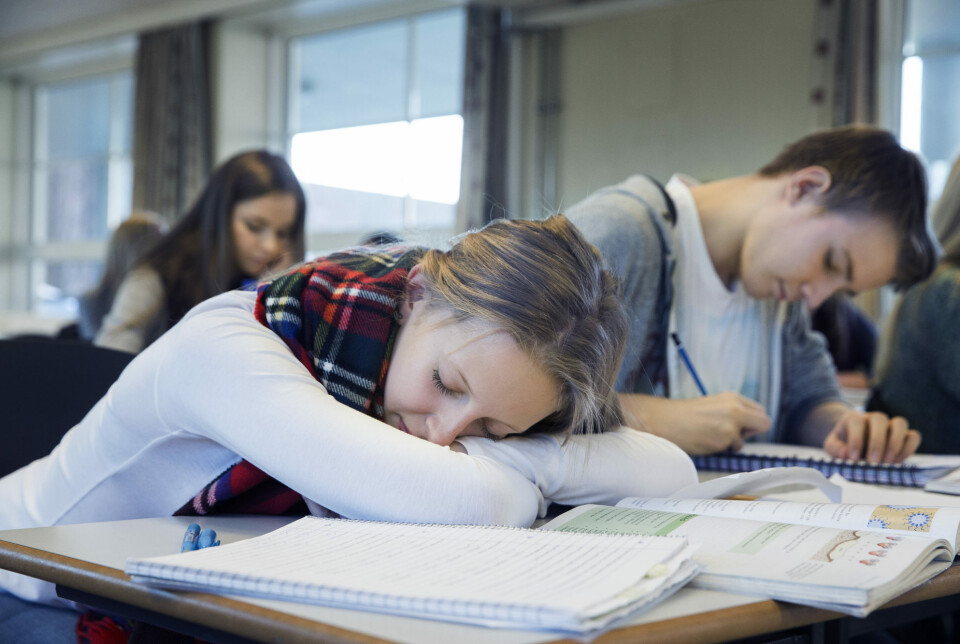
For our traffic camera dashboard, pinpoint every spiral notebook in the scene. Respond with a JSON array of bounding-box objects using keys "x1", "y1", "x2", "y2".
[
  {"x1": 125, "y1": 516, "x2": 698, "y2": 635},
  {"x1": 692, "y1": 443, "x2": 960, "y2": 488}
]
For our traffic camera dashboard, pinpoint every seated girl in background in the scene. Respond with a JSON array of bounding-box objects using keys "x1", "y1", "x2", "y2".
[
  {"x1": 74, "y1": 211, "x2": 168, "y2": 342},
  {"x1": 870, "y1": 157, "x2": 960, "y2": 453},
  {"x1": 0, "y1": 214, "x2": 696, "y2": 622},
  {"x1": 95, "y1": 150, "x2": 306, "y2": 353}
]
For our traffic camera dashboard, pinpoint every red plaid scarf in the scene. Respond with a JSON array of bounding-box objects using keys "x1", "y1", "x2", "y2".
[{"x1": 175, "y1": 246, "x2": 422, "y2": 516}]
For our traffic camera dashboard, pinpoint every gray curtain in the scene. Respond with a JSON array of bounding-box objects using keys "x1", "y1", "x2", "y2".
[
  {"x1": 456, "y1": 7, "x2": 510, "y2": 232},
  {"x1": 131, "y1": 21, "x2": 213, "y2": 223}
]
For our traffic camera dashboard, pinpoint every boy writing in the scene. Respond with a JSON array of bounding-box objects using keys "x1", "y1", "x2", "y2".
[{"x1": 567, "y1": 125, "x2": 937, "y2": 463}]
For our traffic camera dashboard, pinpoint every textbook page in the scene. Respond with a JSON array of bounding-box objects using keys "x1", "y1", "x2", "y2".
[
  {"x1": 542, "y1": 504, "x2": 952, "y2": 616},
  {"x1": 126, "y1": 517, "x2": 698, "y2": 635},
  {"x1": 925, "y1": 468, "x2": 960, "y2": 496},
  {"x1": 617, "y1": 496, "x2": 960, "y2": 554}
]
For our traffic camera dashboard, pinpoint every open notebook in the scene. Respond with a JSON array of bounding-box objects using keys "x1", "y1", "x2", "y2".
[
  {"x1": 692, "y1": 443, "x2": 960, "y2": 488},
  {"x1": 125, "y1": 516, "x2": 698, "y2": 635}
]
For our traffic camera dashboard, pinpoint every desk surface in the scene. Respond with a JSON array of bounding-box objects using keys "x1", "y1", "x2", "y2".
[{"x1": 2, "y1": 515, "x2": 960, "y2": 644}]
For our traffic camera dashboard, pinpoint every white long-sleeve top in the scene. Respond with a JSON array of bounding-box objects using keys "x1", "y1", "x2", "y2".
[{"x1": 0, "y1": 290, "x2": 696, "y2": 603}]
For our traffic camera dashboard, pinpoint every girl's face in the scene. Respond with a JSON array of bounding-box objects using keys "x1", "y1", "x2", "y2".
[
  {"x1": 231, "y1": 192, "x2": 298, "y2": 277},
  {"x1": 382, "y1": 268, "x2": 560, "y2": 447}
]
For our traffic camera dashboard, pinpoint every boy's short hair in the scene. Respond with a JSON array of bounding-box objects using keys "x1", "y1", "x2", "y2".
[{"x1": 759, "y1": 125, "x2": 937, "y2": 290}]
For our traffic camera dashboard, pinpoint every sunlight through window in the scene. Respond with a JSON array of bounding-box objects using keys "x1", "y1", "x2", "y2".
[{"x1": 291, "y1": 116, "x2": 463, "y2": 205}]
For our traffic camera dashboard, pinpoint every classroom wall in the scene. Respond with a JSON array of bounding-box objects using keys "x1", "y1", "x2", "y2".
[
  {"x1": 211, "y1": 22, "x2": 276, "y2": 162},
  {"x1": 521, "y1": 0, "x2": 823, "y2": 212}
]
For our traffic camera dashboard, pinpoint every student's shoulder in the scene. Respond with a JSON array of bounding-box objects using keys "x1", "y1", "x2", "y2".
[
  {"x1": 161, "y1": 290, "x2": 281, "y2": 369},
  {"x1": 908, "y1": 265, "x2": 960, "y2": 328},
  {"x1": 565, "y1": 175, "x2": 670, "y2": 255},
  {"x1": 182, "y1": 289, "x2": 257, "y2": 323},
  {"x1": 120, "y1": 266, "x2": 163, "y2": 291},
  {"x1": 565, "y1": 175, "x2": 666, "y2": 224}
]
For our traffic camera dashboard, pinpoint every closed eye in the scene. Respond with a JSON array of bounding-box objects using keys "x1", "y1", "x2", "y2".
[
  {"x1": 825, "y1": 247, "x2": 854, "y2": 283},
  {"x1": 432, "y1": 369, "x2": 462, "y2": 398},
  {"x1": 824, "y1": 248, "x2": 836, "y2": 272}
]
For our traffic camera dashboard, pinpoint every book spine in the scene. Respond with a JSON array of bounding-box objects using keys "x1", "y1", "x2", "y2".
[{"x1": 691, "y1": 453, "x2": 922, "y2": 488}]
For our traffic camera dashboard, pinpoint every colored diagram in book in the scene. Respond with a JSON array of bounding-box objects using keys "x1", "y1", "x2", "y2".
[
  {"x1": 812, "y1": 530, "x2": 870, "y2": 562},
  {"x1": 554, "y1": 507, "x2": 698, "y2": 537},
  {"x1": 866, "y1": 506, "x2": 939, "y2": 532}
]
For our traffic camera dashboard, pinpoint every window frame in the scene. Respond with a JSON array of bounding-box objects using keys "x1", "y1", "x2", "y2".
[
  {"x1": 281, "y1": 6, "x2": 467, "y2": 255},
  {"x1": 5, "y1": 40, "x2": 136, "y2": 316}
]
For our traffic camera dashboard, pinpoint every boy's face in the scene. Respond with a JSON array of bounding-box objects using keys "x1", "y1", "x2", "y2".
[
  {"x1": 741, "y1": 210, "x2": 898, "y2": 309},
  {"x1": 382, "y1": 269, "x2": 560, "y2": 447},
  {"x1": 740, "y1": 171, "x2": 900, "y2": 309}
]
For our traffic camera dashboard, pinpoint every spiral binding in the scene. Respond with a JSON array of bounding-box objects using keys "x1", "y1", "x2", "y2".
[{"x1": 691, "y1": 453, "x2": 923, "y2": 487}]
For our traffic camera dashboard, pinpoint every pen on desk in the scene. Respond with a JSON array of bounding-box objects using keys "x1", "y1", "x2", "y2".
[{"x1": 671, "y1": 332, "x2": 708, "y2": 396}]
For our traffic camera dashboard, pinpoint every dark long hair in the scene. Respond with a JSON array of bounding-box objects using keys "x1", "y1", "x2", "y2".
[{"x1": 139, "y1": 150, "x2": 306, "y2": 324}]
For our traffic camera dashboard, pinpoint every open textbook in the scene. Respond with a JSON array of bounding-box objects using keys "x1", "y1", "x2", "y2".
[
  {"x1": 543, "y1": 476, "x2": 960, "y2": 617},
  {"x1": 126, "y1": 516, "x2": 697, "y2": 635},
  {"x1": 692, "y1": 442, "x2": 960, "y2": 488}
]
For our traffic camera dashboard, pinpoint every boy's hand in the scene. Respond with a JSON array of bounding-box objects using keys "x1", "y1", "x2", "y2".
[
  {"x1": 822, "y1": 410, "x2": 920, "y2": 463},
  {"x1": 621, "y1": 392, "x2": 771, "y2": 454}
]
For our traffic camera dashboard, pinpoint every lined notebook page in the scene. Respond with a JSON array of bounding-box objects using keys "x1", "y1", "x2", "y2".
[{"x1": 126, "y1": 516, "x2": 692, "y2": 632}]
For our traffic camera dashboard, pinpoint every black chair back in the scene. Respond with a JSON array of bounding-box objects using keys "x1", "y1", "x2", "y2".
[{"x1": 0, "y1": 339, "x2": 134, "y2": 478}]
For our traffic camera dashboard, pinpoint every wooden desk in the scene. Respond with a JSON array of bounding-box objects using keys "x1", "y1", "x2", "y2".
[{"x1": 2, "y1": 516, "x2": 959, "y2": 643}]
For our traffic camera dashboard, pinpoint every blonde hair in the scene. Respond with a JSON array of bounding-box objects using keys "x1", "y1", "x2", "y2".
[{"x1": 417, "y1": 214, "x2": 627, "y2": 437}]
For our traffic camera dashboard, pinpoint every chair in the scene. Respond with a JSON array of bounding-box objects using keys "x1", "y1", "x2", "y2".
[{"x1": 0, "y1": 339, "x2": 134, "y2": 478}]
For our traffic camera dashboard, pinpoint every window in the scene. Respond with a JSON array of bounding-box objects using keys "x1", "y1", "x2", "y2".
[
  {"x1": 30, "y1": 71, "x2": 134, "y2": 317},
  {"x1": 287, "y1": 9, "x2": 466, "y2": 251},
  {"x1": 900, "y1": 0, "x2": 960, "y2": 201}
]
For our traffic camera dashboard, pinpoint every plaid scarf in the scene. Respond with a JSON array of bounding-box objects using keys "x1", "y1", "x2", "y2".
[{"x1": 175, "y1": 246, "x2": 422, "y2": 516}]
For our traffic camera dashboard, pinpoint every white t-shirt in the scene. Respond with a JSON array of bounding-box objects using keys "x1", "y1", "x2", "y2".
[
  {"x1": 0, "y1": 289, "x2": 696, "y2": 604},
  {"x1": 665, "y1": 175, "x2": 785, "y2": 424}
]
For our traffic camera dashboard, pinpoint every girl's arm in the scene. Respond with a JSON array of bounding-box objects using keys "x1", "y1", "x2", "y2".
[
  {"x1": 456, "y1": 428, "x2": 698, "y2": 510},
  {"x1": 154, "y1": 295, "x2": 544, "y2": 527}
]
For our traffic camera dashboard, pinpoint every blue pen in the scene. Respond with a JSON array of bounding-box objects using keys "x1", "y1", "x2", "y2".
[
  {"x1": 671, "y1": 332, "x2": 708, "y2": 396},
  {"x1": 181, "y1": 523, "x2": 201, "y2": 552},
  {"x1": 198, "y1": 528, "x2": 220, "y2": 549}
]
